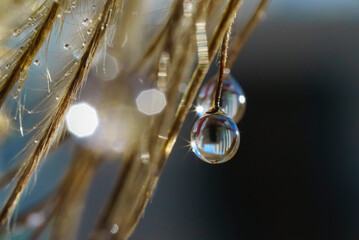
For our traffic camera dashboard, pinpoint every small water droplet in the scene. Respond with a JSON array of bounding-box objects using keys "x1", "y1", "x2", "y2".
[
  {"x1": 82, "y1": 18, "x2": 90, "y2": 26},
  {"x1": 64, "y1": 43, "x2": 71, "y2": 50},
  {"x1": 110, "y1": 224, "x2": 119, "y2": 234},
  {"x1": 34, "y1": 59, "x2": 40, "y2": 66}
]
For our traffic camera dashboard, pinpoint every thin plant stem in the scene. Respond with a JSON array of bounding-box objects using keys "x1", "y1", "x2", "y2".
[
  {"x1": 0, "y1": 0, "x2": 118, "y2": 228},
  {"x1": 211, "y1": 22, "x2": 232, "y2": 111},
  {"x1": 0, "y1": 1, "x2": 60, "y2": 107}
]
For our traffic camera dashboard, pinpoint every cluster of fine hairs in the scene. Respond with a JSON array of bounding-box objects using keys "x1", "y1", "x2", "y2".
[{"x1": 0, "y1": 0, "x2": 267, "y2": 239}]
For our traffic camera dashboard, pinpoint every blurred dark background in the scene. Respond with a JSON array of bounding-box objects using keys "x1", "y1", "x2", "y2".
[{"x1": 131, "y1": 1, "x2": 359, "y2": 239}]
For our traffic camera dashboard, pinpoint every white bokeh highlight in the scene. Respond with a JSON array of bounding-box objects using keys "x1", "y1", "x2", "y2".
[
  {"x1": 136, "y1": 89, "x2": 166, "y2": 115},
  {"x1": 66, "y1": 103, "x2": 99, "y2": 138}
]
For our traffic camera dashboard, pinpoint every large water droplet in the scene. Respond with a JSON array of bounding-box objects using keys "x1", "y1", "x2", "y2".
[
  {"x1": 191, "y1": 111, "x2": 240, "y2": 164},
  {"x1": 197, "y1": 74, "x2": 246, "y2": 123}
]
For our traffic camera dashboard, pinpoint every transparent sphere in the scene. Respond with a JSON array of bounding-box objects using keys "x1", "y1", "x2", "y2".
[
  {"x1": 191, "y1": 111, "x2": 240, "y2": 164},
  {"x1": 197, "y1": 75, "x2": 246, "y2": 123}
]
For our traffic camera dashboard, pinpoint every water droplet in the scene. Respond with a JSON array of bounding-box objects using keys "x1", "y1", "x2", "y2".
[
  {"x1": 64, "y1": 43, "x2": 71, "y2": 50},
  {"x1": 34, "y1": 140, "x2": 39, "y2": 144},
  {"x1": 197, "y1": 74, "x2": 246, "y2": 123},
  {"x1": 12, "y1": 29, "x2": 20, "y2": 37},
  {"x1": 191, "y1": 111, "x2": 240, "y2": 164},
  {"x1": 82, "y1": 18, "x2": 90, "y2": 26},
  {"x1": 110, "y1": 224, "x2": 119, "y2": 234},
  {"x1": 4, "y1": 64, "x2": 10, "y2": 70},
  {"x1": 34, "y1": 59, "x2": 40, "y2": 66},
  {"x1": 86, "y1": 29, "x2": 92, "y2": 35}
]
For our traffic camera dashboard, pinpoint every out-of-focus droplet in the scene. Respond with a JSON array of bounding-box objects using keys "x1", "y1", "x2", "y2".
[
  {"x1": 34, "y1": 59, "x2": 40, "y2": 66},
  {"x1": 191, "y1": 110, "x2": 240, "y2": 164},
  {"x1": 95, "y1": 53, "x2": 120, "y2": 81},
  {"x1": 66, "y1": 103, "x2": 99, "y2": 138},
  {"x1": 136, "y1": 89, "x2": 167, "y2": 116},
  {"x1": 197, "y1": 74, "x2": 246, "y2": 123}
]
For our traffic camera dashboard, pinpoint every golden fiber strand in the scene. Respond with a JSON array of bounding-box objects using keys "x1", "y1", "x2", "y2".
[
  {"x1": 0, "y1": 1, "x2": 60, "y2": 107},
  {"x1": 211, "y1": 21, "x2": 232, "y2": 111},
  {"x1": 129, "y1": 0, "x2": 183, "y2": 74},
  {"x1": 0, "y1": 0, "x2": 118, "y2": 228},
  {"x1": 48, "y1": 148, "x2": 100, "y2": 240},
  {"x1": 0, "y1": 134, "x2": 70, "y2": 189},
  {"x1": 89, "y1": 1, "x2": 243, "y2": 240}
]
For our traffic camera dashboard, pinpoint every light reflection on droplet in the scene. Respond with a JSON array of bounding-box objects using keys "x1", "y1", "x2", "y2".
[
  {"x1": 136, "y1": 89, "x2": 167, "y2": 116},
  {"x1": 239, "y1": 95, "x2": 246, "y2": 104},
  {"x1": 195, "y1": 105, "x2": 205, "y2": 115},
  {"x1": 66, "y1": 103, "x2": 99, "y2": 138}
]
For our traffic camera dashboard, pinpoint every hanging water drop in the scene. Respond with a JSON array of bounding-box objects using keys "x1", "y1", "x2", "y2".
[
  {"x1": 191, "y1": 110, "x2": 240, "y2": 164},
  {"x1": 34, "y1": 59, "x2": 40, "y2": 66},
  {"x1": 197, "y1": 74, "x2": 246, "y2": 123}
]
